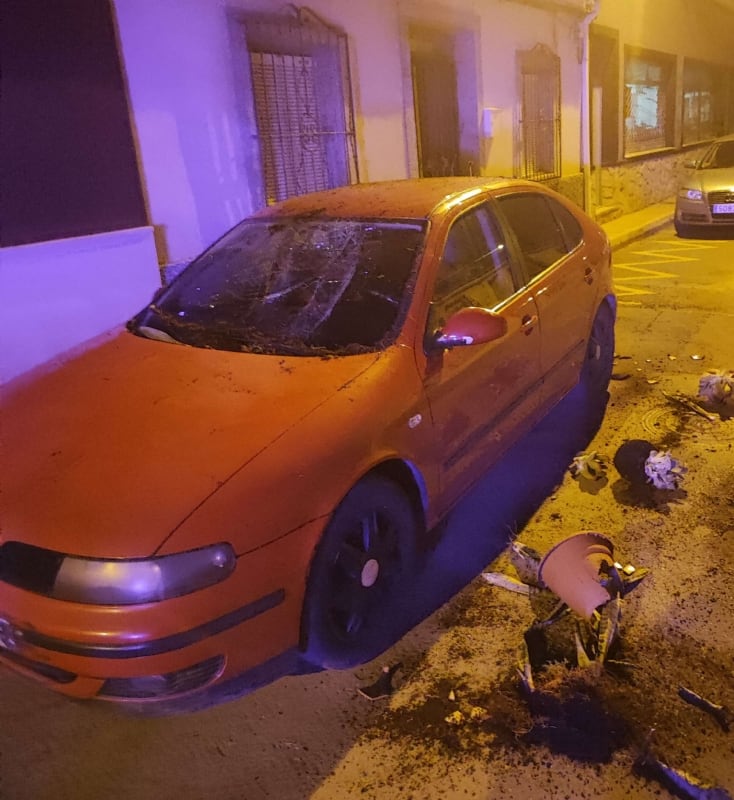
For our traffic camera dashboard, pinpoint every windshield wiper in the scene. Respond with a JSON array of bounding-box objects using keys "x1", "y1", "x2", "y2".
[{"x1": 135, "y1": 325, "x2": 183, "y2": 345}]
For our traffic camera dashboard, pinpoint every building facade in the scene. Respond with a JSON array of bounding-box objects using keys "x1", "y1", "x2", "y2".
[
  {"x1": 2, "y1": 0, "x2": 734, "y2": 382},
  {"x1": 591, "y1": 0, "x2": 734, "y2": 217}
]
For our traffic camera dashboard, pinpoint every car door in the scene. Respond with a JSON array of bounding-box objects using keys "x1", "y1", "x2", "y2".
[
  {"x1": 420, "y1": 201, "x2": 543, "y2": 512},
  {"x1": 495, "y1": 190, "x2": 595, "y2": 406}
]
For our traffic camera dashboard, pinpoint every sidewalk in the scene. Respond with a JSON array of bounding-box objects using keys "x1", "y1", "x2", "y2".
[{"x1": 600, "y1": 200, "x2": 675, "y2": 250}]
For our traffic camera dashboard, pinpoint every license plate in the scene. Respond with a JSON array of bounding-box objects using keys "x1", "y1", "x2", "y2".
[{"x1": 712, "y1": 203, "x2": 734, "y2": 214}]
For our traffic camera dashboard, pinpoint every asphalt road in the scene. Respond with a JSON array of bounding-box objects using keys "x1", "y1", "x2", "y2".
[{"x1": 1, "y1": 223, "x2": 733, "y2": 800}]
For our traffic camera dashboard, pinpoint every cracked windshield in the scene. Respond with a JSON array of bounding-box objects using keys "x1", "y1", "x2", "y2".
[{"x1": 131, "y1": 218, "x2": 426, "y2": 356}]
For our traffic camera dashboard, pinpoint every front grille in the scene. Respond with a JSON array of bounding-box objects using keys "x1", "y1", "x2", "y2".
[
  {"x1": 707, "y1": 189, "x2": 734, "y2": 221},
  {"x1": 99, "y1": 655, "x2": 225, "y2": 699},
  {"x1": 708, "y1": 190, "x2": 734, "y2": 204}
]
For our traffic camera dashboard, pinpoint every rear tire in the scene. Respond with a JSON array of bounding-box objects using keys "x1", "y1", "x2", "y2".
[
  {"x1": 581, "y1": 303, "x2": 615, "y2": 418},
  {"x1": 301, "y1": 475, "x2": 418, "y2": 669}
]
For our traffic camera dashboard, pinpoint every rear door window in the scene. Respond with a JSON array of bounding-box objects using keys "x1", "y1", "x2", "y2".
[{"x1": 497, "y1": 193, "x2": 580, "y2": 281}]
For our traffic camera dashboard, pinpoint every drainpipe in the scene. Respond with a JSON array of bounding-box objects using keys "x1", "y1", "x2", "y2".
[{"x1": 579, "y1": 0, "x2": 600, "y2": 215}]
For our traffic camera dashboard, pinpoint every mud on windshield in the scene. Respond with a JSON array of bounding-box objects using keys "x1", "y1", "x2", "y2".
[{"x1": 130, "y1": 217, "x2": 426, "y2": 356}]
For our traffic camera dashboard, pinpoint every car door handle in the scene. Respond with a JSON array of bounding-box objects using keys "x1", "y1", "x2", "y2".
[
  {"x1": 521, "y1": 314, "x2": 538, "y2": 334},
  {"x1": 584, "y1": 266, "x2": 594, "y2": 285}
]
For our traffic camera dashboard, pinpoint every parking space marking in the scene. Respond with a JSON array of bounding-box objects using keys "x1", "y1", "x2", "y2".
[
  {"x1": 614, "y1": 264, "x2": 676, "y2": 300},
  {"x1": 615, "y1": 264, "x2": 677, "y2": 279},
  {"x1": 612, "y1": 238, "x2": 714, "y2": 303}
]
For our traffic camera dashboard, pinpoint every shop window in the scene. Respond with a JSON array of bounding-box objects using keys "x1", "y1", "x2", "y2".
[{"x1": 624, "y1": 48, "x2": 675, "y2": 156}]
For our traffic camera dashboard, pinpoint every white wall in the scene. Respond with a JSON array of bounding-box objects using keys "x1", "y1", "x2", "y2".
[
  {"x1": 113, "y1": 0, "x2": 414, "y2": 266},
  {"x1": 1, "y1": 228, "x2": 160, "y2": 385},
  {"x1": 3, "y1": 0, "x2": 590, "y2": 382}
]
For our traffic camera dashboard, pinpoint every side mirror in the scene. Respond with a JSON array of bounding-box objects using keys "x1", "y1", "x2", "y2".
[
  {"x1": 683, "y1": 159, "x2": 699, "y2": 170},
  {"x1": 431, "y1": 306, "x2": 508, "y2": 350}
]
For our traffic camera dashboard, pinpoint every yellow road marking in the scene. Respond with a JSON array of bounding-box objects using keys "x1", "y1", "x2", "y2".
[
  {"x1": 613, "y1": 235, "x2": 713, "y2": 300},
  {"x1": 614, "y1": 264, "x2": 676, "y2": 280},
  {"x1": 614, "y1": 284, "x2": 655, "y2": 298}
]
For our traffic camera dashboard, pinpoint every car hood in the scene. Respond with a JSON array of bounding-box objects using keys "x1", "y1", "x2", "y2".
[
  {"x1": 2, "y1": 329, "x2": 380, "y2": 558},
  {"x1": 689, "y1": 167, "x2": 734, "y2": 193}
]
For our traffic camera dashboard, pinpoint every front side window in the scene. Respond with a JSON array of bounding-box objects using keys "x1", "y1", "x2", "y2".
[
  {"x1": 624, "y1": 48, "x2": 675, "y2": 155},
  {"x1": 130, "y1": 218, "x2": 425, "y2": 356},
  {"x1": 431, "y1": 204, "x2": 516, "y2": 323},
  {"x1": 497, "y1": 193, "x2": 573, "y2": 279}
]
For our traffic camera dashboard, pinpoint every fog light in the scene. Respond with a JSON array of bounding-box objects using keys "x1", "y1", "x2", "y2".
[{"x1": 99, "y1": 655, "x2": 224, "y2": 699}]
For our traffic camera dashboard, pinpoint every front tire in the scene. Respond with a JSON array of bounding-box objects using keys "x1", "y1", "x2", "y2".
[{"x1": 301, "y1": 474, "x2": 418, "y2": 669}]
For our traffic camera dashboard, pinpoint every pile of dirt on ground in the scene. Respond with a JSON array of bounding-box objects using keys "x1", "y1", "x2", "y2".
[{"x1": 352, "y1": 378, "x2": 734, "y2": 799}]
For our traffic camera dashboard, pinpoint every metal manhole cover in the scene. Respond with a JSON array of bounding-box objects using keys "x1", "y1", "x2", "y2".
[{"x1": 640, "y1": 405, "x2": 734, "y2": 443}]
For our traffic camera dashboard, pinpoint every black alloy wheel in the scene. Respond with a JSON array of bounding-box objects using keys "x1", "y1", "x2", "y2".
[{"x1": 301, "y1": 474, "x2": 418, "y2": 669}]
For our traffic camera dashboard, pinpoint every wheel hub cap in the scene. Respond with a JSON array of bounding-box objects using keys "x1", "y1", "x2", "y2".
[{"x1": 361, "y1": 558, "x2": 380, "y2": 588}]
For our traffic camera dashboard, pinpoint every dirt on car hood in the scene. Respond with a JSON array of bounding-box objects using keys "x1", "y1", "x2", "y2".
[{"x1": 1, "y1": 328, "x2": 380, "y2": 558}]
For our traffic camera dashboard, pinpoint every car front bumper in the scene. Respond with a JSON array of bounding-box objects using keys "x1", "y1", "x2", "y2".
[
  {"x1": 676, "y1": 189, "x2": 734, "y2": 228},
  {"x1": 0, "y1": 519, "x2": 324, "y2": 706}
]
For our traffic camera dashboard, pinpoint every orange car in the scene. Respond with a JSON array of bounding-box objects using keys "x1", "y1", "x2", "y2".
[{"x1": 0, "y1": 177, "x2": 614, "y2": 708}]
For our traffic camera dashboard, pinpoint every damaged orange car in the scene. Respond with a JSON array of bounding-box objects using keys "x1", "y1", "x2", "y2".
[{"x1": 0, "y1": 177, "x2": 615, "y2": 708}]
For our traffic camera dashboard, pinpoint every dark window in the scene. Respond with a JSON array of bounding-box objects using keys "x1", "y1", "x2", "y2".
[
  {"x1": 1, "y1": 0, "x2": 147, "y2": 246},
  {"x1": 498, "y1": 193, "x2": 571, "y2": 279},
  {"x1": 517, "y1": 44, "x2": 561, "y2": 181},
  {"x1": 682, "y1": 60, "x2": 728, "y2": 145},
  {"x1": 431, "y1": 204, "x2": 516, "y2": 323},
  {"x1": 590, "y1": 26, "x2": 619, "y2": 166}
]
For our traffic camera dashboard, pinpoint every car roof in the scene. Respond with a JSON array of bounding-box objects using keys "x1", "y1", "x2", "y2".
[{"x1": 254, "y1": 177, "x2": 523, "y2": 221}]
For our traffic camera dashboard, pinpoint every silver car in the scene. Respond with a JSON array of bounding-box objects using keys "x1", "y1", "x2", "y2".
[{"x1": 675, "y1": 133, "x2": 734, "y2": 237}]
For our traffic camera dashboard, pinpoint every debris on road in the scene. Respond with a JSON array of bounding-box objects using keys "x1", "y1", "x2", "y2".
[
  {"x1": 678, "y1": 686, "x2": 733, "y2": 733},
  {"x1": 613, "y1": 438, "x2": 687, "y2": 489},
  {"x1": 507, "y1": 541, "x2": 544, "y2": 587},
  {"x1": 485, "y1": 534, "x2": 649, "y2": 681},
  {"x1": 358, "y1": 662, "x2": 403, "y2": 700},
  {"x1": 568, "y1": 451, "x2": 608, "y2": 482},
  {"x1": 480, "y1": 572, "x2": 534, "y2": 595},
  {"x1": 698, "y1": 370, "x2": 734, "y2": 404},
  {"x1": 663, "y1": 390, "x2": 719, "y2": 422},
  {"x1": 634, "y1": 738, "x2": 733, "y2": 800},
  {"x1": 643, "y1": 449, "x2": 688, "y2": 490}
]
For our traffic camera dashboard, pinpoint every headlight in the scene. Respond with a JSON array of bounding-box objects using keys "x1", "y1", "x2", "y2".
[
  {"x1": 678, "y1": 188, "x2": 703, "y2": 201},
  {"x1": 51, "y1": 543, "x2": 236, "y2": 605}
]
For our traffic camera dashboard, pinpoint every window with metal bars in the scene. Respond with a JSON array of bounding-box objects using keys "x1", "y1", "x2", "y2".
[
  {"x1": 243, "y1": 7, "x2": 358, "y2": 205},
  {"x1": 517, "y1": 44, "x2": 561, "y2": 182}
]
